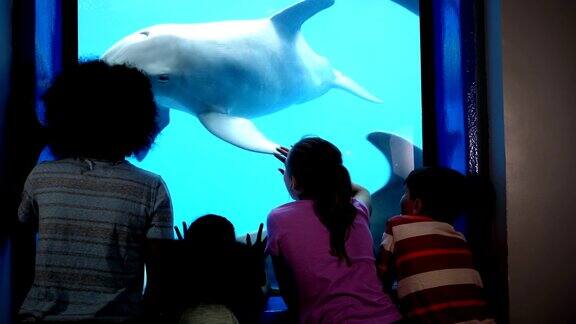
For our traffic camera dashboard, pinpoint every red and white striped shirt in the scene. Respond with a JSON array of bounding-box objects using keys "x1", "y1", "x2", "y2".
[{"x1": 378, "y1": 215, "x2": 494, "y2": 324}]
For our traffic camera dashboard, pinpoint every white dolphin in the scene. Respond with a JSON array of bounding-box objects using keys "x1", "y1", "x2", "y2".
[{"x1": 103, "y1": 0, "x2": 381, "y2": 154}]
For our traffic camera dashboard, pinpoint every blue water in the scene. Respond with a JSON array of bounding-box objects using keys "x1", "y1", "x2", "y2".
[{"x1": 78, "y1": 0, "x2": 421, "y2": 235}]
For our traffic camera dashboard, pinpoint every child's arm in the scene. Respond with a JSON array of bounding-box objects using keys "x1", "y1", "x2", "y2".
[
  {"x1": 18, "y1": 174, "x2": 39, "y2": 232},
  {"x1": 142, "y1": 179, "x2": 174, "y2": 315},
  {"x1": 377, "y1": 221, "x2": 396, "y2": 293},
  {"x1": 146, "y1": 178, "x2": 174, "y2": 239},
  {"x1": 271, "y1": 255, "x2": 299, "y2": 321},
  {"x1": 267, "y1": 212, "x2": 299, "y2": 321},
  {"x1": 245, "y1": 223, "x2": 268, "y2": 287},
  {"x1": 352, "y1": 183, "x2": 372, "y2": 213},
  {"x1": 377, "y1": 245, "x2": 395, "y2": 293}
]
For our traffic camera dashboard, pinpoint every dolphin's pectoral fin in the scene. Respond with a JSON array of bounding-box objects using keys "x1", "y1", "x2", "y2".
[
  {"x1": 198, "y1": 112, "x2": 279, "y2": 154},
  {"x1": 333, "y1": 70, "x2": 383, "y2": 103},
  {"x1": 271, "y1": 0, "x2": 335, "y2": 37}
]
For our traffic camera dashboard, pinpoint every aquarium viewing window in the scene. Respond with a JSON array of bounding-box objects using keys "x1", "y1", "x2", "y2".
[{"x1": 77, "y1": 0, "x2": 423, "y2": 236}]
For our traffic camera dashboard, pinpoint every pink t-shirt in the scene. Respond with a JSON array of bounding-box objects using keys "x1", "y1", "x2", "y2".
[{"x1": 266, "y1": 199, "x2": 401, "y2": 324}]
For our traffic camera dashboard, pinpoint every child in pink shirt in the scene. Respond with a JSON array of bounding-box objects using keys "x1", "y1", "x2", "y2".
[{"x1": 266, "y1": 137, "x2": 400, "y2": 323}]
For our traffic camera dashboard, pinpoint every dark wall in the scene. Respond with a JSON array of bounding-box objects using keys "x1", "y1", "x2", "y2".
[
  {"x1": 486, "y1": 0, "x2": 576, "y2": 322},
  {"x1": 1, "y1": 0, "x2": 45, "y2": 321},
  {"x1": 0, "y1": 0, "x2": 9, "y2": 114},
  {"x1": 0, "y1": 0, "x2": 13, "y2": 323},
  {"x1": 1, "y1": 0, "x2": 43, "y2": 230},
  {"x1": 0, "y1": 0, "x2": 12, "y2": 194}
]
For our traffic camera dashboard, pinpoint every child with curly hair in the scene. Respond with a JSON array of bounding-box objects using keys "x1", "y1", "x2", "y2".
[{"x1": 18, "y1": 61, "x2": 173, "y2": 323}]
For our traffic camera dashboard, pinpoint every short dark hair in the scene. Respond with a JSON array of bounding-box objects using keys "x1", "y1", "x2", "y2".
[
  {"x1": 42, "y1": 60, "x2": 158, "y2": 160},
  {"x1": 404, "y1": 166, "x2": 466, "y2": 223},
  {"x1": 187, "y1": 214, "x2": 237, "y2": 248}
]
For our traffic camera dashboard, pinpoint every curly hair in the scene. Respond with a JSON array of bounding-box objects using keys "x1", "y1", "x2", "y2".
[{"x1": 42, "y1": 60, "x2": 158, "y2": 160}]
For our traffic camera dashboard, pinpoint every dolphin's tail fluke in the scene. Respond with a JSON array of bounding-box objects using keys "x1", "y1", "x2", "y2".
[{"x1": 332, "y1": 70, "x2": 383, "y2": 104}]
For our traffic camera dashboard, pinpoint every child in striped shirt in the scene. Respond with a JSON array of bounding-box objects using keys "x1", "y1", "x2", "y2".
[
  {"x1": 377, "y1": 167, "x2": 494, "y2": 323},
  {"x1": 18, "y1": 61, "x2": 174, "y2": 323}
]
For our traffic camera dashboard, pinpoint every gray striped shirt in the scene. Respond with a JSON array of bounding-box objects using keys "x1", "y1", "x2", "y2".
[{"x1": 18, "y1": 158, "x2": 174, "y2": 322}]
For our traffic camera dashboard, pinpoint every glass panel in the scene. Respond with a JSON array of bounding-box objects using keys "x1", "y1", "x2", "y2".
[{"x1": 78, "y1": 0, "x2": 422, "y2": 235}]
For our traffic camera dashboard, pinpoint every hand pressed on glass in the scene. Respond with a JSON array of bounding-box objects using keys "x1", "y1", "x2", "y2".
[{"x1": 273, "y1": 146, "x2": 290, "y2": 175}]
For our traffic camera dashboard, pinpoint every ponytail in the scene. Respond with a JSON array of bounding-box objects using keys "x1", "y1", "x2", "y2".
[
  {"x1": 287, "y1": 138, "x2": 357, "y2": 266},
  {"x1": 312, "y1": 164, "x2": 357, "y2": 266}
]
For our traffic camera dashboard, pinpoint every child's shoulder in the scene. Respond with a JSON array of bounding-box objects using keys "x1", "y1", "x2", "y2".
[
  {"x1": 269, "y1": 200, "x2": 312, "y2": 219},
  {"x1": 33, "y1": 159, "x2": 163, "y2": 185},
  {"x1": 386, "y1": 214, "x2": 436, "y2": 228},
  {"x1": 29, "y1": 158, "x2": 82, "y2": 174},
  {"x1": 270, "y1": 200, "x2": 304, "y2": 213},
  {"x1": 387, "y1": 214, "x2": 466, "y2": 241},
  {"x1": 115, "y1": 161, "x2": 165, "y2": 185},
  {"x1": 120, "y1": 161, "x2": 161, "y2": 177}
]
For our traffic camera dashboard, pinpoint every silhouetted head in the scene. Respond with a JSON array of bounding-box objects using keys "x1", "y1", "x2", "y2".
[
  {"x1": 285, "y1": 137, "x2": 356, "y2": 265},
  {"x1": 42, "y1": 60, "x2": 158, "y2": 160},
  {"x1": 187, "y1": 214, "x2": 237, "y2": 250},
  {"x1": 402, "y1": 166, "x2": 466, "y2": 223}
]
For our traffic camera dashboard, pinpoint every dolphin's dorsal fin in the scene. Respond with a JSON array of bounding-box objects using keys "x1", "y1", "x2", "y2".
[
  {"x1": 332, "y1": 70, "x2": 383, "y2": 103},
  {"x1": 271, "y1": 0, "x2": 335, "y2": 38},
  {"x1": 367, "y1": 132, "x2": 422, "y2": 180},
  {"x1": 198, "y1": 112, "x2": 279, "y2": 154}
]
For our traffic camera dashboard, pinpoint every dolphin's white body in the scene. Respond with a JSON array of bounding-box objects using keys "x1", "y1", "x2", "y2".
[{"x1": 103, "y1": 0, "x2": 381, "y2": 153}]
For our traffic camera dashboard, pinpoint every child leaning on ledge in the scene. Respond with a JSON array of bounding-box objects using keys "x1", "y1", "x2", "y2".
[
  {"x1": 268, "y1": 137, "x2": 401, "y2": 323},
  {"x1": 377, "y1": 167, "x2": 495, "y2": 324}
]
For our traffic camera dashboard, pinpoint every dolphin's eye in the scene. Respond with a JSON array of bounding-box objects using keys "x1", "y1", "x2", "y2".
[
  {"x1": 139, "y1": 31, "x2": 150, "y2": 37},
  {"x1": 158, "y1": 74, "x2": 170, "y2": 82}
]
